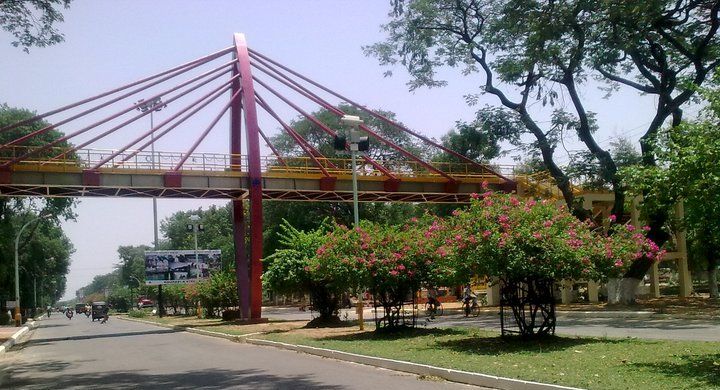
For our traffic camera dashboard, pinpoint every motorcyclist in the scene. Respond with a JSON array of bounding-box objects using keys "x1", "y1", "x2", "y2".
[{"x1": 462, "y1": 284, "x2": 478, "y2": 316}]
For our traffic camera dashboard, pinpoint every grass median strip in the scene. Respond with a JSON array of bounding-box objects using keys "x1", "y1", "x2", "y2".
[{"x1": 258, "y1": 326, "x2": 720, "y2": 390}]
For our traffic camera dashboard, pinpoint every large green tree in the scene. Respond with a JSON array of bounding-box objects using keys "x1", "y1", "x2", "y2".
[
  {"x1": 367, "y1": 0, "x2": 719, "y2": 300},
  {"x1": 0, "y1": 105, "x2": 76, "y2": 309},
  {"x1": 0, "y1": 0, "x2": 72, "y2": 52},
  {"x1": 623, "y1": 82, "x2": 720, "y2": 297}
]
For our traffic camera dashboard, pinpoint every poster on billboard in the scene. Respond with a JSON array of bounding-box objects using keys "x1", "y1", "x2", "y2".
[{"x1": 144, "y1": 250, "x2": 221, "y2": 285}]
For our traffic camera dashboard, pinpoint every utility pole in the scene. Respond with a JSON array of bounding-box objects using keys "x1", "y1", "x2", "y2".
[
  {"x1": 340, "y1": 115, "x2": 369, "y2": 331},
  {"x1": 136, "y1": 97, "x2": 166, "y2": 317}
]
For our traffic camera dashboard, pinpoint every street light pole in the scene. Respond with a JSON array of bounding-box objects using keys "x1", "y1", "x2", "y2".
[
  {"x1": 14, "y1": 214, "x2": 50, "y2": 326},
  {"x1": 340, "y1": 115, "x2": 365, "y2": 330},
  {"x1": 136, "y1": 97, "x2": 166, "y2": 316},
  {"x1": 189, "y1": 215, "x2": 202, "y2": 318}
]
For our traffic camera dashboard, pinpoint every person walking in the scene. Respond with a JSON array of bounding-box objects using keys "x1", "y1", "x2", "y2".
[{"x1": 100, "y1": 305, "x2": 110, "y2": 324}]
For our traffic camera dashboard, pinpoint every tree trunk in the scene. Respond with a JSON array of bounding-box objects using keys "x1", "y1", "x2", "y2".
[
  {"x1": 708, "y1": 256, "x2": 719, "y2": 299},
  {"x1": 618, "y1": 277, "x2": 642, "y2": 304},
  {"x1": 606, "y1": 278, "x2": 620, "y2": 304}
]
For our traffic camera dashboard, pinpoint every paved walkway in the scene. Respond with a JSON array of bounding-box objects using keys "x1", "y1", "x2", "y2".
[{"x1": 262, "y1": 306, "x2": 720, "y2": 342}]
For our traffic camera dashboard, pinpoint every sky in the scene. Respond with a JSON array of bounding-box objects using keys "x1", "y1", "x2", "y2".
[{"x1": 0, "y1": 1, "x2": 680, "y2": 301}]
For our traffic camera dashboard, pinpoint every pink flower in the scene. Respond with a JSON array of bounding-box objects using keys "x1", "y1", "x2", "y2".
[
  {"x1": 614, "y1": 260, "x2": 624, "y2": 267},
  {"x1": 609, "y1": 214, "x2": 617, "y2": 222},
  {"x1": 397, "y1": 264, "x2": 406, "y2": 271},
  {"x1": 543, "y1": 220, "x2": 553, "y2": 228},
  {"x1": 410, "y1": 217, "x2": 419, "y2": 223},
  {"x1": 498, "y1": 215, "x2": 509, "y2": 223},
  {"x1": 642, "y1": 225, "x2": 651, "y2": 231},
  {"x1": 389, "y1": 270, "x2": 398, "y2": 276},
  {"x1": 532, "y1": 232, "x2": 542, "y2": 240},
  {"x1": 303, "y1": 266, "x2": 310, "y2": 271},
  {"x1": 510, "y1": 197, "x2": 520, "y2": 206},
  {"x1": 527, "y1": 199, "x2": 537, "y2": 207},
  {"x1": 454, "y1": 234, "x2": 462, "y2": 241},
  {"x1": 452, "y1": 209, "x2": 461, "y2": 216},
  {"x1": 605, "y1": 249, "x2": 613, "y2": 258},
  {"x1": 481, "y1": 181, "x2": 489, "y2": 189},
  {"x1": 470, "y1": 193, "x2": 480, "y2": 199},
  {"x1": 627, "y1": 225, "x2": 636, "y2": 232},
  {"x1": 482, "y1": 230, "x2": 492, "y2": 238},
  {"x1": 481, "y1": 191, "x2": 493, "y2": 198},
  {"x1": 316, "y1": 246, "x2": 326, "y2": 255}
]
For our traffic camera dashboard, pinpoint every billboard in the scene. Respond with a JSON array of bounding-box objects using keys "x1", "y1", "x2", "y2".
[{"x1": 144, "y1": 250, "x2": 221, "y2": 285}]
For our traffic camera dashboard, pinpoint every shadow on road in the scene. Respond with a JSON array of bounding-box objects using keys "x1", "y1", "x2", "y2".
[
  {"x1": 20, "y1": 329, "x2": 180, "y2": 347},
  {"x1": 3, "y1": 366, "x2": 345, "y2": 390}
]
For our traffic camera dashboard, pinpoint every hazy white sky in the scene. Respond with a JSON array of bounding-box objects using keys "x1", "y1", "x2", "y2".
[{"x1": 0, "y1": 1, "x2": 677, "y2": 300}]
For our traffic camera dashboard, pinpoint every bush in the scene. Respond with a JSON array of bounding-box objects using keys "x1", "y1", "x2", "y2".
[{"x1": 127, "y1": 309, "x2": 146, "y2": 318}]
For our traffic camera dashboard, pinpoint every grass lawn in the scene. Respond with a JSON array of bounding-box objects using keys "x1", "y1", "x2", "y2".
[
  {"x1": 121, "y1": 314, "x2": 307, "y2": 337},
  {"x1": 260, "y1": 326, "x2": 720, "y2": 390}
]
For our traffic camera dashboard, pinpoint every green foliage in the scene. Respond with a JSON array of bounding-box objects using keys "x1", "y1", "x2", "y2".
[
  {"x1": 127, "y1": 309, "x2": 147, "y2": 318},
  {"x1": 0, "y1": 105, "x2": 76, "y2": 308},
  {"x1": 0, "y1": 0, "x2": 72, "y2": 52}
]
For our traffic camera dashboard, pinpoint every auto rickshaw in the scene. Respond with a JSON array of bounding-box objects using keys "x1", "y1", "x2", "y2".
[{"x1": 91, "y1": 301, "x2": 107, "y2": 321}]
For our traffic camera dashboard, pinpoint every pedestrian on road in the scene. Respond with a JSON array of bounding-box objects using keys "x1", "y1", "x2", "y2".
[
  {"x1": 65, "y1": 308, "x2": 73, "y2": 319},
  {"x1": 100, "y1": 305, "x2": 110, "y2": 324}
]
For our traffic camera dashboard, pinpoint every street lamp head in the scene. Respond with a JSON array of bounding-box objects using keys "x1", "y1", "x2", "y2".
[
  {"x1": 136, "y1": 97, "x2": 166, "y2": 113},
  {"x1": 341, "y1": 115, "x2": 363, "y2": 126},
  {"x1": 189, "y1": 215, "x2": 200, "y2": 222}
]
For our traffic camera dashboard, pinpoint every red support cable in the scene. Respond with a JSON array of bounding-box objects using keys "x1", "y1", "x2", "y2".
[
  {"x1": 173, "y1": 89, "x2": 242, "y2": 171},
  {"x1": 1, "y1": 60, "x2": 234, "y2": 152},
  {"x1": 7, "y1": 68, "x2": 231, "y2": 169},
  {"x1": 250, "y1": 58, "x2": 400, "y2": 180},
  {"x1": 1, "y1": 61, "x2": 234, "y2": 159},
  {"x1": 108, "y1": 82, "x2": 235, "y2": 168},
  {"x1": 252, "y1": 74, "x2": 456, "y2": 181},
  {"x1": 255, "y1": 94, "x2": 332, "y2": 176},
  {"x1": 249, "y1": 49, "x2": 513, "y2": 183},
  {"x1": 257, "y1": 127, "x2": 287, "y2": 167},
  {"x1": 0, "y1": 46, "x2": 234, "y2": 135}
]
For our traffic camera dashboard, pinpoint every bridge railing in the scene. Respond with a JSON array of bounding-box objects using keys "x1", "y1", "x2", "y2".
[{"x1": 1, "y1": 146, "x2": 516, "y2": 182}]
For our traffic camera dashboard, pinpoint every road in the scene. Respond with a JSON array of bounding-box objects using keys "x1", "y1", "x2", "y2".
[
  {"x1": 0, "y1": 314, "x2": 486, "y2": 390},
  {"x1": 264, "y1": 306, "x2": 720, "y2": 342}
]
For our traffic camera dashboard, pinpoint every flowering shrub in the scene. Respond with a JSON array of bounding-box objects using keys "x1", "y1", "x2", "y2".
[
  {"x1": 448, "y1": 191, "x2": 662, "y2": 283},
  {"x1": 262, "y1": 221, "x2": 345, "y2": 322}
]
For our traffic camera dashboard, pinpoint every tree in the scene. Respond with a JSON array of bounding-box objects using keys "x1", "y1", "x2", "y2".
[
  {"x1": 262, "y1": 220, "x2": 342, "y2": 323},
  {"x1": 0, "y1": 0, "x2": 72, "y2": 52},
  {"x1": 623, "y1": 83, "x2": 720, "y2": 297},
  {"x1": 367, "y1": 0, "x2": 719, "y2": 301},
  {"x1": 0, "y1": 105, "x2": 76, "y2": 309}
]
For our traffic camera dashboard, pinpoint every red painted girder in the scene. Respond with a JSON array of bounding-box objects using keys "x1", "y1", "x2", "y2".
[
  {"x1": 257, "y1": 127, "x2": 288, "y2": 167},
  {"x1": 234, "y1": 33, "x2": 264, "y2": 319},
  {"x1": 0, "y1": 47, "x2": 233, "y2": 135}
]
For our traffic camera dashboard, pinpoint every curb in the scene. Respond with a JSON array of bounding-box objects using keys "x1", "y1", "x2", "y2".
[
  {"x1": 556, "y1": 311, "x2": 655, "y2": 319},
  {"x1": 0, "y1": 320, "x2": 36, "y2": 354},
  {"x1": 116, "y1": 316, "x2": 260, "y2": 341},
  {"x1": 246, "y1": 338, "x2": 581, "y2": 390}
]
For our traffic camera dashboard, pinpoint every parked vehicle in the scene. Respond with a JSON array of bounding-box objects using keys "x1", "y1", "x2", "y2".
[
  {"x1": 75, "y1": 303, "x2": 87, "y2": 314},
  {"x1": 91, "y1": 301, "x2": 107, "y2": 321},
  {"x1": 137, "y1": 298, "x2": 154, "y2": 308}
]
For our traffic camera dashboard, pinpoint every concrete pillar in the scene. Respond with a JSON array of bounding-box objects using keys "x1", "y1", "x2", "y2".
[
  {"x1": 587, "y1": 281, "x2": 599, "y2": 303},
  {"x1": 486, "y1": 278, "x2": 501, "y2": 306},
  {"x1": 675, "y1": 201, "x2": 692, "y2": 297},
  {"x1": 560, "y1": 280, "x2": 573, "y2": 304},
  {"x1": 649, "y1": 261, "x2": 661, "y2": 298}
]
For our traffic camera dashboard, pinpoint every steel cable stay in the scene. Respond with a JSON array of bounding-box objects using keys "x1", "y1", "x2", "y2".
[
  {"x1": 254, "y1": 93, "x2": 332, "y2": 177},
  {"x1": 249, "y1": 58, "x2": 397, "y2": 180},
  {"x1": 2, "y1": 62, "x2": 234, "y2": 167},
  {"x1": 0, "y1": 47, "x2": 234, "y2": 136},
  {"x1": 172, "y1": 88, "x2": 243, "y2": 171},
  {"x1": 105, "y1": 79, "x2": 238, "y2": 169},
  {"x1": 248, "y1": 49, "x2": 512, "y2": 183}
]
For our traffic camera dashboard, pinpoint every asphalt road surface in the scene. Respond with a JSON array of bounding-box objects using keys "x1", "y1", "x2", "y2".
[{"x1": 0, "y1": 314, "x2": 488, "y2": 390}]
